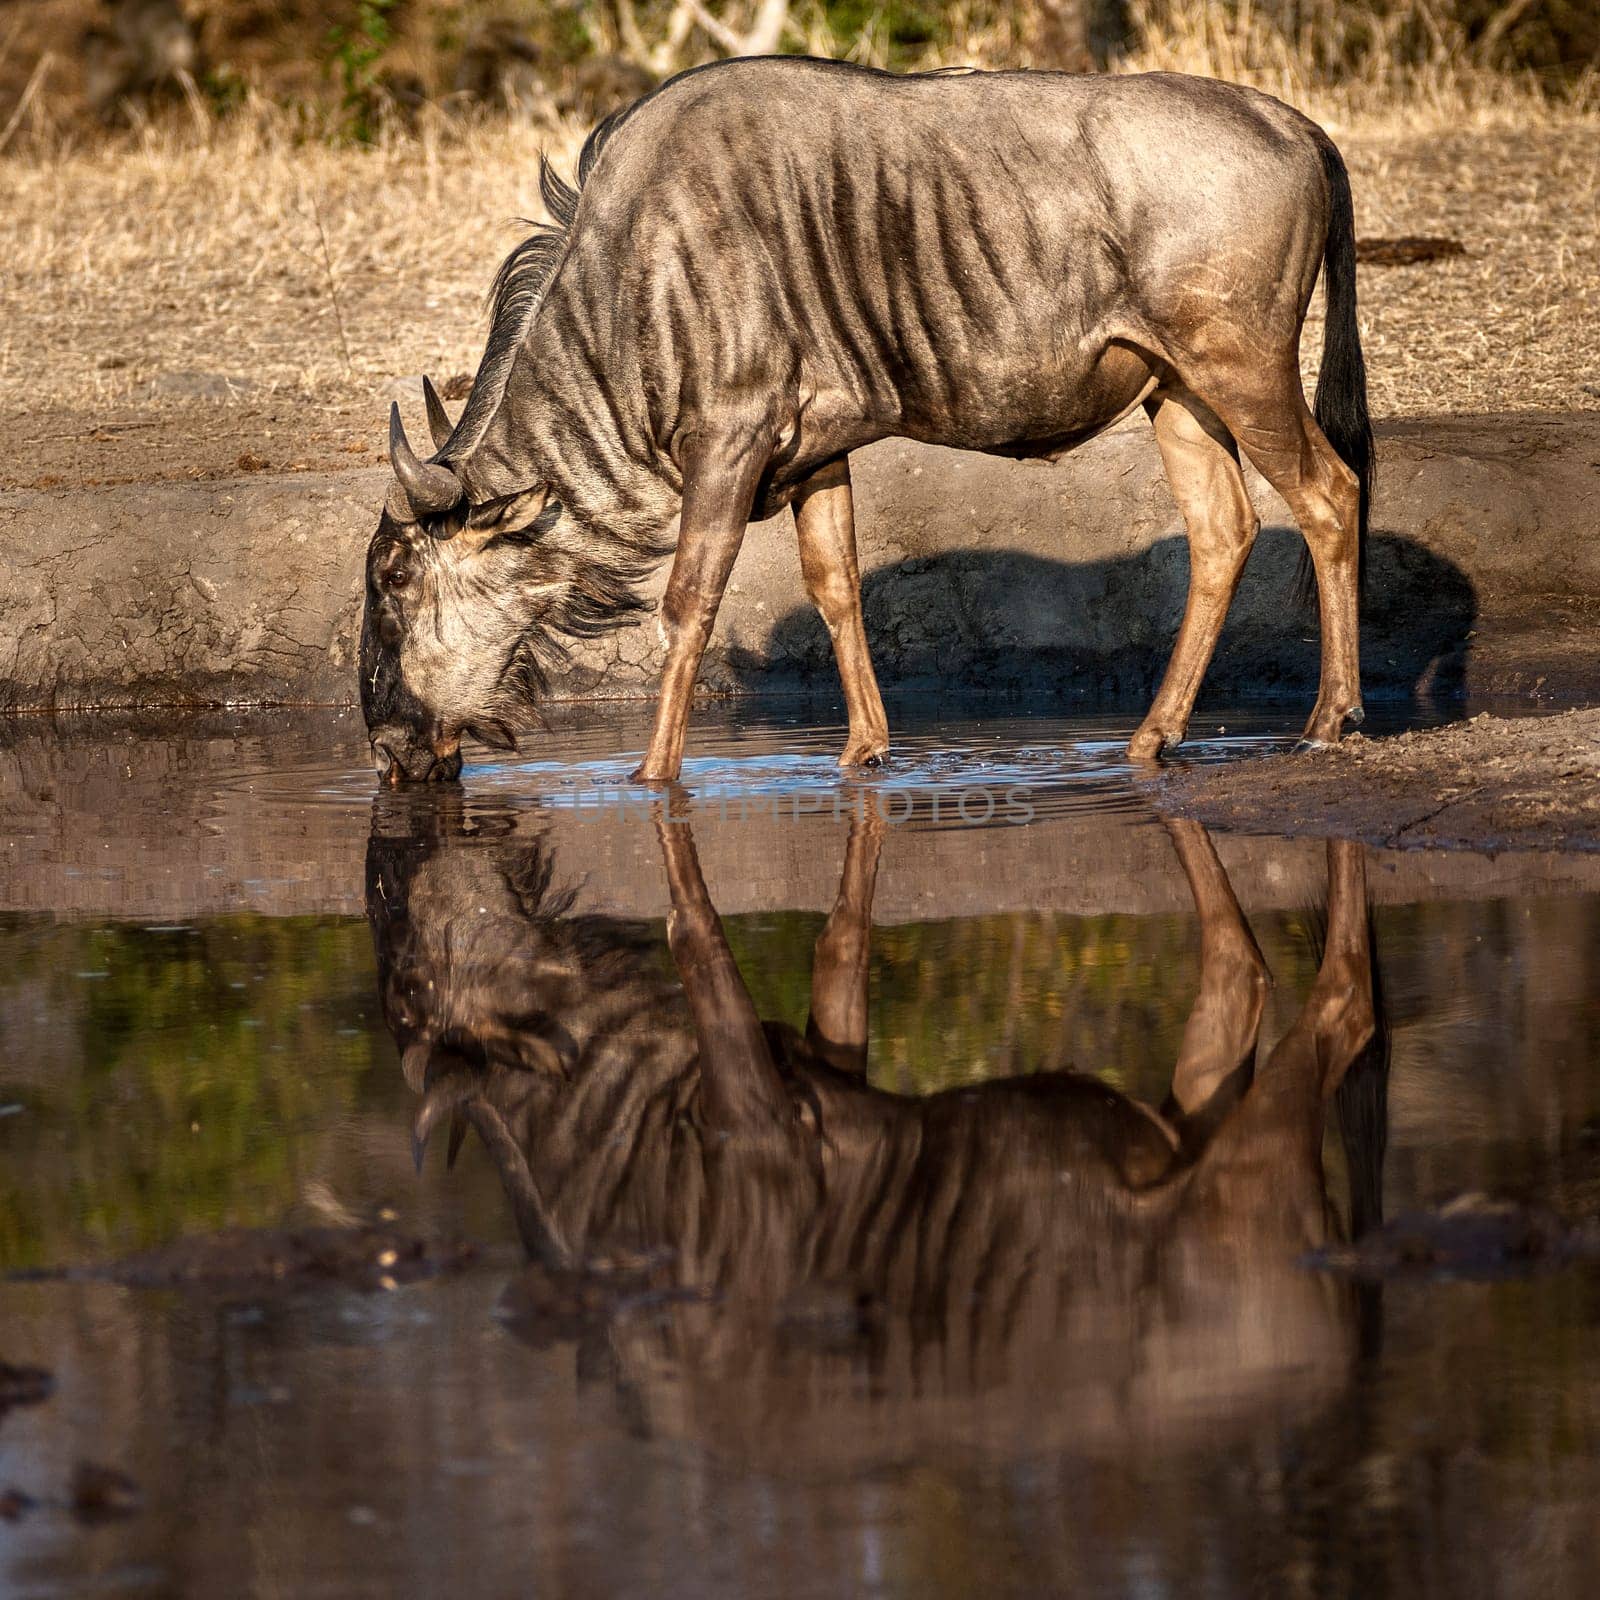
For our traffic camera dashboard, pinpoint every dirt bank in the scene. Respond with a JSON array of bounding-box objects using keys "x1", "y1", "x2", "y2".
[
  {"x1": 4, "y1": 410, "x2": 1599, "y2": 715},
  {"x1": 1154, "y1": 706, "x2": 1600, "y2": 852}
]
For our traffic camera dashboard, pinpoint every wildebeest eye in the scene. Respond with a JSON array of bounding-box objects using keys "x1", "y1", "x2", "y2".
[{"x1": 384, "y1": 569, "x2": 409, "y2": 591}]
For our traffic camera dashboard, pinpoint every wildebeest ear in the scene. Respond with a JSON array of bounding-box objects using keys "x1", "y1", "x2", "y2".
[{"x1": 461, "y1": 484, "x2": 552, "y2": 545}]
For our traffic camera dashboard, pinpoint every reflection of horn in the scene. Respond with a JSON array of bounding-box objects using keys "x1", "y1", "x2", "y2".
[
  {"x1": 464, "y1": 1101, "x2": 572, "y2": 1270},
  {"x1": 411, "y1": 1080, "x2": 458, "y2": 1172},
  {"x1": 422, "y1": 375, "x2": 454, "y2": 453},
  {"x1": 402, "y1": 1040, "x2": 432, "y2": 1093},
  {"x1": 389, "y1": 402, "x2": 463, "y2": 518}
]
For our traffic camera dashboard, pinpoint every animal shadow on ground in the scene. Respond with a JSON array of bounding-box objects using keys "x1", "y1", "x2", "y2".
[{"x1": 733, "y1": 526, "x2": 1477, "y2": 719}]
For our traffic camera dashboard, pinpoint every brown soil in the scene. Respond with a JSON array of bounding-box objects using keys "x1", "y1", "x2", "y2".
[
  {"x1": 1154, "y1": 706, "x2": 1600, "y2": 852},
  {"x1": 5, "y1": 396, "x2": 389, "y2": 491}
]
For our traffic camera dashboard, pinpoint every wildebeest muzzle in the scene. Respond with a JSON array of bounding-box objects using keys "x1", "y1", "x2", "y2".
[{"x1": 370, "y1": 724, "x2": 465, "y2": 785}]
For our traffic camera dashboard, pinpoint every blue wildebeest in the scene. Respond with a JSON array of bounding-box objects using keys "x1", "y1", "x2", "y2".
[{"x1": 362, "y1": 57, "x2": 1372, "y2": 784}]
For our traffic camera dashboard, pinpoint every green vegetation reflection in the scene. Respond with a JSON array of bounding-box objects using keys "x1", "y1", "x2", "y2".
[{"x1": 0, "y1": 915, "x2": 382, "y2": 1268}]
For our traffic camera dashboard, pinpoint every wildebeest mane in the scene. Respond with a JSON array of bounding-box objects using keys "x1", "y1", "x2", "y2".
[
  {"x1": 443, "y1": 106, "x2": 634, "y2": 464},
  {"x1": 491, "y1": 508, "x2": 669, "y2": 709},
  {"x1": 442, "y1": 56, "x2": 951, "y2": 466}
]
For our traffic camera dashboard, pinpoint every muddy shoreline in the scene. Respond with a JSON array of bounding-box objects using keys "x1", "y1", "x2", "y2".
[
  {"x1": 3, "y1": 409, "x2": 1599, "y2": 714},
  {"x1": 1154, "y1": 705, "x2": 1600, "y2": 853}
]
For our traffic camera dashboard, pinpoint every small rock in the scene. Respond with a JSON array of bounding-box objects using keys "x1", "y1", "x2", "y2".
[
  {"x1": 70, "y1": 1461, "x2": 142, "y2": 1522},
  {"x1": 16, "y1": 1222, "x2": 475, "y2": 1294},
  {"x1": 1308, "y1": 1193, "x2": 1600, "y2": 1280},
  {"x1": 0, "y1": 1361, "x2": 54, "y2": 1413},
  {"x1": 495, "y1": 1249, "x2": 683, "y2": 1346},
  {"x1": 0, "y1": 1486, "x2": 37, "y2": 1521},
  {"x1": 141, "y1": 370, "x2": 256, "y2": 400}
]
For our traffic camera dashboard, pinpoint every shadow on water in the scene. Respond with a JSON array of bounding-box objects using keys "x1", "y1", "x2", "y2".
[
  {"x1": 366, "y1": 797, "x2": 1392, "y2": 1470},
  {"x1": 735, "y1": 526, "x2": 1477, "y2": 713}
]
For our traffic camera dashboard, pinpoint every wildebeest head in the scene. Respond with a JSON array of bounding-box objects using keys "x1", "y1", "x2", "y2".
[
  {"x1": 360, "y1": 383, "x2": 565, "y2": 784},
  {"x1": 365, "y1": 800, "x2": 671, "y2": 1122}
]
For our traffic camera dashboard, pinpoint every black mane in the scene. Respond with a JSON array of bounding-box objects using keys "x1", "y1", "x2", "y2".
[{"x1": 443, "y1": 108, "x2": 633, "y2": 462}]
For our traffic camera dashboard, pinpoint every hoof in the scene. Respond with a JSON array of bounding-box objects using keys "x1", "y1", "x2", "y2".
[
  {"x1": 839, "y1": 746, "x2": 889, "y2": 770},
  {"x1": 628, "y1": 764, "x2": 677, "y2": 786},
  {"x1": 1127, "y1": 727, "x2": 1175, "y2": 763},
  {"x1": 1298, "y1": 705, "x2": 1364, "y2": 748}
]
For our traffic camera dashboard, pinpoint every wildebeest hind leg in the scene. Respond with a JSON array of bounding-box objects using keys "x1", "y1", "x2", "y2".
[
  {"x1": 1129, "y1": 393, "x2": 1259, "y2": 762},
  {"x1": 633, "y1": 427, "x2": 774, "y2": 784},
  {"x1": 793, "y1": 456, "x2": 890, "y2": 767},
  {"x1": 1197, "y1": 366, "x2": 1364, "y2": 749}
]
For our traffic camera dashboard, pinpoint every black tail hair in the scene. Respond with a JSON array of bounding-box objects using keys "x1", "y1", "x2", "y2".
[
  {"x1": 1299, "y1": 900, "x2": 1390, "y2": 1244},
  {"x1": 1298, "y1": 136, "x2": 1375, "y2": 610},
  {"x1": 1335, "y1": 911, "x2": 1389, "y2": 1361},
  {"x1": 1334, "y1": 915, "x2": 1389, "y2": 1245}
]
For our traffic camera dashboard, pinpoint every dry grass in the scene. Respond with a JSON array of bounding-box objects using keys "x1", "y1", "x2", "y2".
[
  {"x1": 0, "y1": 107, "x2": 592, "y2": 485},
  {"x1": 1115, "y1": 0, "x2": 1600, "y2": 132},
  {"x1": 0, "y1": 106, "x2": 588, "y2": 407},
  {"x1": 1, "y1": 18, "x2": 1596, "y2": 488}
]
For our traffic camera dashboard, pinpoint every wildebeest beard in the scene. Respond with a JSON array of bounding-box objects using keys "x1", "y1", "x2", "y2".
[
  {"x1": 492, "y1": 515, "x2": 667, "y2": 710},
  {"x1": 365, "y1": 802, "x2": 1391, "y2": 1465}
]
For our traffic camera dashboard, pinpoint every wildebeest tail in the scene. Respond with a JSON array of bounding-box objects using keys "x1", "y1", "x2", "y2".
[
  {"x1": 1299, "y1": 895, "x2": 1390, "y2": 1246},
  {"x1": 1334, "y1": 903, "x2": 1389, "y2": 1360},
  {"x1": 1298, "y1": 135, "x2": 1374, "y2": 610}
]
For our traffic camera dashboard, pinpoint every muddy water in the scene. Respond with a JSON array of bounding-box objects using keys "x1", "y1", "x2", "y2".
[{"x1": 2, "y1": 705, "x2": 1599, "y2": 1599}]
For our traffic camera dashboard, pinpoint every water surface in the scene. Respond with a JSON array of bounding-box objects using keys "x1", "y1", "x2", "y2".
[{"x1": 2, "y1": 705, "x2": 1598, "y2": 1598}]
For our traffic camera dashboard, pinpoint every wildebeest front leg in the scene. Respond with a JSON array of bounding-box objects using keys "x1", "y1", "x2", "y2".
[
  {"x1": 804, "y1": 805, "x2": 885, "y2": 1076},
  {"x1": 654, "y1": 810, "x2": 797, "y2": 1139},
  {"x1": 1130, "y1": 393, "x2": 1259, "y2": 762},
  {"x1": 793, "y1": 457, "x2": 890, "y2": 767},
  {"x1": 633, "y1": 427, "x2": 773, "y2": 785}
]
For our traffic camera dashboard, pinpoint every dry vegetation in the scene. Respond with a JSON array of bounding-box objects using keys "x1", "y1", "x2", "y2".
[{"x1": 0, "y1": 1, "x2": 1596, "y2": 489}]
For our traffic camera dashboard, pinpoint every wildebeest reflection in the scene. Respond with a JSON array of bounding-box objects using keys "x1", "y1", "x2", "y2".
[{"x1": 367, "y1": 807, "x2": 1388, "y2": 1465}]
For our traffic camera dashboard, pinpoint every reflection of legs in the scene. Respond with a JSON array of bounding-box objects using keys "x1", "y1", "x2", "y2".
[
  {"x1": 805, "y1": 805, "x2": 886, "y2": 1076},
  {"x1": 633, "y1": 427, "x2": 772, "y2": 784},
  {"x1": 1296, "y1": 839, "x2": 1377, "y2": 1093},
  {"x1": 654, "y1": 810, "x2": 795, "y2": 1138},
  {"x1": 1165, "y1": 818, "x2": 1269, "y2": 1119},
  {"x1": 1182, "y1": 838, "x2": 1380, "y2": 1260},
  {"x1": 793, "y1": 457, "x2": 891, "y2": 768},
  {"x1": 1131, "y1": 394, "x2": 1260, "y2": 762},
  {"x1": 1216, "y1": 838, "x2": 1377, "y2": 1154}
]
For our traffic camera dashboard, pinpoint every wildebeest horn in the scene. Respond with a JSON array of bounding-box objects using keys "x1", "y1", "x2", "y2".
[
  {"x1": 421, "y1": 375, "x2": 454, "y2": 453},
  {"x1": 389, "y1": 402, "x2": 462, "y2": 517}
]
